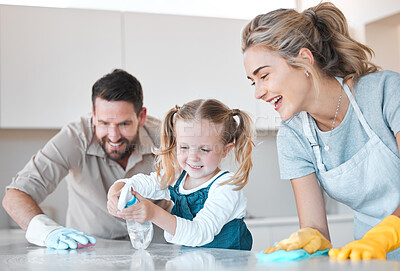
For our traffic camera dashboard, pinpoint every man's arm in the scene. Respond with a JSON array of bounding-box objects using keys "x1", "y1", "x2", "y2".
[
  {"x1": 2, "y1": 189, "x2": 43, "y2": 230},
  {"x1": 2, "y1": 119, "x2": 96, "y2": 249}
]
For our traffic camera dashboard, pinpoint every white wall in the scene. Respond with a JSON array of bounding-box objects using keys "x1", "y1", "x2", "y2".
[
  {"x1": 300, "y1": 0, "x2": 400, "y2": 43},
  {"x1": 0, "y1": 6, "x2": 122, "y2": 128},
  {"x1": 366, "y1": 13, "x2": 400, "y2": 73}
]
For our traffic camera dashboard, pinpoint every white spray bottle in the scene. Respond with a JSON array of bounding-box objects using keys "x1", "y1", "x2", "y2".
[{"x1": 118, "y1": 184, "x2": 154, "y2": 250}]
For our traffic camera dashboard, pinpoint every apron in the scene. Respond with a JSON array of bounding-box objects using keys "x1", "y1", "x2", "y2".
[
  {"x1": 301, "y1": 77, "x2": 400, "y2": 259},
  {"x1": 168, "y1": 170, "x2": 252, "y2": 250}
]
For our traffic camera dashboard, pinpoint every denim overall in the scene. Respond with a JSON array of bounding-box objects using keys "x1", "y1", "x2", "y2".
[
  {"x1": 300, "y1": 77, "x2": 400, "y2": 259},
  {"x1": 168, "y1": 170, "x2": 253, "y2": 250}
]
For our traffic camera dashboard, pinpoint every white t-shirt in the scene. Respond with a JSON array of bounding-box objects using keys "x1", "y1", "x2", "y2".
[{"x1": 277, "y1": 70, "x2": 400, "y2": 181}]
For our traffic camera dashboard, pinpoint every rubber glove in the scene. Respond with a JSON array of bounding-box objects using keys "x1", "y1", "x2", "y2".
[
  {"x1": 264, "y1": 228, "x2": 332, "y2": 254},
  {"x1": 26, "y1": 214, "x2": 96, "y2": 250},
  {"x1": 45, "y1": 227, "x2": 97, "y2": 250},
  {"x1": 329, "y1": 215, "x2": 400, "y2": 260}
]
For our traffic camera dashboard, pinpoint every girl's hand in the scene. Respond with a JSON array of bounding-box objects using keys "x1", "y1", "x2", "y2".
[
  {"x1": 107, "y1": 182, "x2": 125, "y2": 218},
  {"x1": 119, "y1": 192, "x2": 157, "y2": 223}
]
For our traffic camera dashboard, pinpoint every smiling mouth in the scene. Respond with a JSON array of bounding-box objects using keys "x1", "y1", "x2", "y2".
[
  {"x1": 188, "y1": 164, "x2": 203, "y2": 169},
  {"x1": 108, "y1": 141, "x2": 123, "y2": 147},
  {"x1": 268, "y1": 95, "x2": 282, "y2": 106}
]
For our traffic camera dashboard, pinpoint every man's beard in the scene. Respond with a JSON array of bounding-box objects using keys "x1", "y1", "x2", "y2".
[{"x1": 99, "y1": 135, "x2": 138, "y2": 162}]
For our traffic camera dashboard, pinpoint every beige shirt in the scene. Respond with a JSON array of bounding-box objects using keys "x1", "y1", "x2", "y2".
[{"x1": 7, "y1": 113, "x2": 170, "y2": 240}]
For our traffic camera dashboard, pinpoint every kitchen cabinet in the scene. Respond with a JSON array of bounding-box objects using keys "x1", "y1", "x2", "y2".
[
  {"x1": 123, "y1": 12, "x2": 258, "y2": 121},
  {"x1": 0, "y1": 4, "x2": 279, "y2": 129},
  {"x1": 0, "y1": 5, "x2": 122, "y2": 128}
]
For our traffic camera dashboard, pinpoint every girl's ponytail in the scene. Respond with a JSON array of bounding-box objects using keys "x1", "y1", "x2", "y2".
[
  {"x1": 222, "y1": 109, "x2": 255, "y2": 190},
  {"x1": 155, "y1": 106, "x2": 180, "y2": 189}
]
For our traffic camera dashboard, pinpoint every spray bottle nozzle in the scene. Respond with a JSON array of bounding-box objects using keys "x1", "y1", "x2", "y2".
[
  {"x1": 125, "y1": 195, "x2": 137, "y2": 208},
  {"x1": 117, "y1": 183, "x2": 137, "y2": 211}
]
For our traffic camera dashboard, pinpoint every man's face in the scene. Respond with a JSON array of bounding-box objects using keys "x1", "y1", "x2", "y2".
[{"x1": 92, "y1": 97, "x2": 146, "y2": 161}]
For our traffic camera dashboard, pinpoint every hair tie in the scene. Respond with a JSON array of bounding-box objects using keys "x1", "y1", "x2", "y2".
[
  {"x1": 308, "y1": 10, "x2": 318, "y2": 26},
  {"x1": 231, "y1": 109, "x2": 240, "y2": 116}
]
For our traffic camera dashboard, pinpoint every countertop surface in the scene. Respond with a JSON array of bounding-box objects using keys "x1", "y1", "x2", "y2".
[{"x1": 1, "y1": 229, "x2": 399, "y2": 271}]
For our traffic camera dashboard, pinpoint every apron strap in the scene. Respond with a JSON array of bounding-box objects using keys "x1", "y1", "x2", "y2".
[
  {"x1": 334, "y1": 77, "x2": 374, "y2": 138},
  {"x1": 301, "y1": 77, "x2": 375, "y2": 173},
  {"x1": 206, "y1": 170, "x2": 230, "y2": 189},
  {"x1": 301, "y1": 111, "x2": 327, "y2": 172},
  {"x1": 173, "y1": 171, "x2": 187, "y2": 189}
]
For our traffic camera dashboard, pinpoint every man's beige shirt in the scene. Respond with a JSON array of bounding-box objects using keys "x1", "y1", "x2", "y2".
[{"x1": 7, "y1": 114, "x2": 169, "y2": 240}]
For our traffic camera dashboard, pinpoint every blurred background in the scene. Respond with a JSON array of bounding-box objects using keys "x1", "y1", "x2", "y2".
[{"x1": 0, "y1": 0, "x2": 399, "y2": 251}]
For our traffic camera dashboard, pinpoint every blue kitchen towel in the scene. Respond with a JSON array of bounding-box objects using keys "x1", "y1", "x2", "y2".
[{"x1": 256, "y1": 249, "x2": 329, "y2": 262}]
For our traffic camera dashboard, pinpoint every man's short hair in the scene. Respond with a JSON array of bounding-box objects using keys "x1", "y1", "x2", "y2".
[{"x1": 92, "y1": 69, "x2": 143, "y2": 115}]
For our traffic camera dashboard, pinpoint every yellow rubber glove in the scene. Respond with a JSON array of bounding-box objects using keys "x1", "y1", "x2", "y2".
[
  {"x1": 329, "y1": 215, "x2": 400, "y2": 260},
  {"x1": 264, "y1": 227, "x2": 332, "y2": 254}
]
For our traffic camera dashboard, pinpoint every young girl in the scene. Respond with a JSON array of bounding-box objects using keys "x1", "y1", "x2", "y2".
[{"x1": 107, "y1": 99, "x2": 255, "y2": 250}]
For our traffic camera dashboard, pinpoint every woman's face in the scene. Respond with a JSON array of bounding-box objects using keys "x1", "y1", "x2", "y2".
[{"x1": 243, "y1": 46, "x2": 312, "y2": 121}]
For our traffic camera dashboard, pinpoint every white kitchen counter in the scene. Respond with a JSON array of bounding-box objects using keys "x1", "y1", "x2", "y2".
[{"x1": 0, "y1": 229, "x2": 399, "y2": 270}]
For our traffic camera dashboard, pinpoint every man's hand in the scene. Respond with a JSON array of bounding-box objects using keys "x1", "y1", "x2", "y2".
[
  {"x1": 45, "y1": 227, "x2": 96, "y2": 250},
  {"x1": 25, "y1": 214, "x2": 96, "y2": 249}
]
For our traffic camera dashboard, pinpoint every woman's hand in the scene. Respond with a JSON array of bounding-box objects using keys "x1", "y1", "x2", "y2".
[
  {"x1": 106, "y1": 182, "x2": 125, "y2": 218},
  {"x1": 265, "y1": 227, "x2": 332, "y2": 254},
  {"x1": 329, "y1": 215, "x2": 400, "y2": 260}
]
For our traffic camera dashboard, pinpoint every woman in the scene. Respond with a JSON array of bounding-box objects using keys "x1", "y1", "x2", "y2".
[{"x1": 242, "y1": 2, "x2": 400, "y2": 260}]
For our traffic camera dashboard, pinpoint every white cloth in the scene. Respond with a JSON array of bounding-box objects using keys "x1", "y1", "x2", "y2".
[{"x1": 116, "y1": 170, "x2": 247, "y2": 246}]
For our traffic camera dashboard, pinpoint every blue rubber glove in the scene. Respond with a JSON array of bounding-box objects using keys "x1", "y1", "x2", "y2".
[{"x1": 45, "y1": 227, "x2": 96, "y2": 250}]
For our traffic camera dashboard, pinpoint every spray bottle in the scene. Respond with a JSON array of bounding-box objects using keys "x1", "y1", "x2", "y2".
[{"x1": 118, "y1": 184, "x2": 154, "y2": 250}]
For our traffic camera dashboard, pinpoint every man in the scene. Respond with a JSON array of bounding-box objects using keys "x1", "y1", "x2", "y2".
[{"x1": 2, "y1": 69, "x2": 171, "y2": 249}]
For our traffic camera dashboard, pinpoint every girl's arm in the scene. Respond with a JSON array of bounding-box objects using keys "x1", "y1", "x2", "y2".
[
  {"x1": 291, "y1": 173, "x2": 330, "y2": 240},
  {"x1": 123, "y1": 192, "x2": 177, "y2": 235},
  {"x1": 120, "y1": 183, "x2": 240, "y2": 245},
  {"x1": 107, "y1": 172, "x2": 170, "y2": 219},
  {"x1": 115, "y1": 172, "x2": 169, "y2": 200},
  {"x1": 164, "y1": 175, "x2": 245, "y2": 247}
]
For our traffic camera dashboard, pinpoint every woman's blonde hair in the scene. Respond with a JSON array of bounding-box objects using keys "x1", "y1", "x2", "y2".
[
  {"x1": 154, "y1": 99, "x2": 255, "y2": 190},
  {"x1": 241, "y1": 2, "x2": 379, "y2": 89}
]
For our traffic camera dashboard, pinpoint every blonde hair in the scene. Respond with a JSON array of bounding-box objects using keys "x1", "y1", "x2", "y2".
[
  {"x1": 155, "y1": 99, "x2": 255, "y2": 190},
  {"x1": 241, "y1": 2, "x2": 379, "y2": 90}
]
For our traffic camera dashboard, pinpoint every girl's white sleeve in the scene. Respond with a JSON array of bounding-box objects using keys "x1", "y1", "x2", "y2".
[
  {"x1": 116, "y1": 172, "x2": 170, "y2": 200},
  {"x1": 164, "y1": 174, "x2": 247, "y2": 246}
]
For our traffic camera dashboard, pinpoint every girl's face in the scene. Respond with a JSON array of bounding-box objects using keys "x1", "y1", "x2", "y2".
[
  {"x1": 175, "y1": 119, "x2": 232, "y2": 185},
  {"x1": 243, "y1": 46, "x2": 312, "y2": 121}
]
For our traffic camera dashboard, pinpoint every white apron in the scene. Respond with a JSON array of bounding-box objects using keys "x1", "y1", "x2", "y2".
[{"x1": 300, "y1": 77, "x2": 400, "y2": 259}]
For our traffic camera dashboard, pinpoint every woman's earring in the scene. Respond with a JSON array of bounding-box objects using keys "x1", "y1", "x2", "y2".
[{"x1": 305, "y1": 71, "x2": 310, "y2": 78}]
